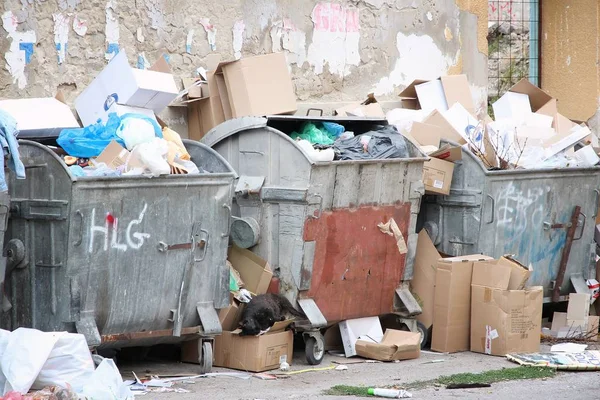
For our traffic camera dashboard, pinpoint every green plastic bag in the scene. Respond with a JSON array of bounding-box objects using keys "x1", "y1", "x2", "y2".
[
  {"x1": 291, "y1": 122, "x2": 335, "y2": 145},
  {"x1": 229, "y1": 270, "x2": 240, "y2": 291}
]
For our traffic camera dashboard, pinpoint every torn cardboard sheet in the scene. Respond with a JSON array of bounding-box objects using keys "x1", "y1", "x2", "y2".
[
  {"x1": 378, "y1": 218, "x2": 407, "y2": 254},
  {"x1": 507, "y1": 351, "x2": 600, "y2": 371}
]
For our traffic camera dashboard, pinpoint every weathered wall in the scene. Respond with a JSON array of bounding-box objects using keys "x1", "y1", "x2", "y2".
[
  {"x1": 1, "y1": 0, "x2": 488, "y2": 136},
  {"x1": 541, "y1": 0, "x2": 600, "y2": 130}
]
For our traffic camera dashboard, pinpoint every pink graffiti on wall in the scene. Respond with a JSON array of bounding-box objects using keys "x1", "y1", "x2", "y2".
[
  {"x1": 488, "y1": 1, "x2": 521, "y2": 22},
  {"x1": 312, "y1": 2, "x2": 359, "y2": 33}
]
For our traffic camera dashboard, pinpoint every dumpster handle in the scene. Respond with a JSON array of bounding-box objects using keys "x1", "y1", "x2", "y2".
[
  {"x1": 222, "y1": 204, "x2": 232, "y2": 238},
  {"x1": 310, "y1": 194, "x2": 323, "y2": 219},
  {"x1": 574, "y1": 213, "x2": 586, "y2": 241},
  {"x1": 194, "y1": 229, "x2": 209, "y2": 262},
  {"x1": 74, "y1": 210, "x2": 84, "y2": 246},
  {"x1": 594, "y1": 189, "x2": 600, "y2": 219},
  {"x1": 306, "y1": 108, "x2": 324, "y2": 116},
  {"x1": 485, "y1": 195, "x2": 495, "y2": 224}
]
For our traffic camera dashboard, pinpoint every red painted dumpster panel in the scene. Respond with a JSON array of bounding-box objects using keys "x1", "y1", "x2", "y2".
[{"x1": 302, "y1": 204, "x2": 410, "y2": 322}]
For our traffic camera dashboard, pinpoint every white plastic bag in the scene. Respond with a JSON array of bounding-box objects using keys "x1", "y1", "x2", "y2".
[
  {"x1": 386, "y1": 108, "x2": 424, "y2": 135},
  {"x1": 296, "y1": 140, "x2": 335, "y2": 162},
  {"x1": 0, "y1": 328, "x2": 94, "y2": 395},
  {"x1": 116, "y1": 118, "x2": 157, "y2": 150},
  {"x1": 132, "y1": 138, "x2": 171, "y2": 176},
  {"x1": 80, "y1": 359, "x2": 134, "y2": 400}
]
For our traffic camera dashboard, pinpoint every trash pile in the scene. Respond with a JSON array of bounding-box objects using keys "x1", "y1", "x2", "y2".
[{"x1": 386, "y1": 75, "x2": 599, "y2": 171}]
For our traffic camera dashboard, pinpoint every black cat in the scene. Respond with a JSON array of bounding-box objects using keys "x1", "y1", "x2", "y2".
[{"x1": 238, "y1": 293, "x2": 306, "y2": 336}]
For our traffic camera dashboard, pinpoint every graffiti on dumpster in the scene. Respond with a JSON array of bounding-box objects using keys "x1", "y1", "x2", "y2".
[
  {"x1": 88, "y1": 204, "x2": 151, "y2": 253},
  {"x1": 495, "y1": 183, "x2": 566, "y2": 266}
]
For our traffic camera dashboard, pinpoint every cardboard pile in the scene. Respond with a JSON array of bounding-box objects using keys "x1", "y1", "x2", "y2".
[
  {"x1": 338, "y1": 316, "x2": 420, "y2": 362},
  {"x1": 178, "y1": 52, "x2": 298, "y2": 141},
  {"x1": 181, "y1": 245, "x2": 296, "y2": 373},
  {"x1": 550, "y1": 293, "x2": 599, "y2": 340}
]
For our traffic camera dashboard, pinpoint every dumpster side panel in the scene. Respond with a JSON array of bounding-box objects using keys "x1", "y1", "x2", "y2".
[
  {"x1": 298, "y1": 161, "x2": 422, "y2": 322},
  {"x1": 3, "y1": 142, "x2": 72, "y2": 331},
  {"x1": 67, "y1": 176, "x2": 233, "y2": 336},
  {"x1": 480, "y1": 172, "x2": 600, "y2": 299}
]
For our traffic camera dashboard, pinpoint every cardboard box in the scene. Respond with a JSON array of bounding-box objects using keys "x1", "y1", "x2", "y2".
[
  {"x1": 75, "y1": 51, "x2": 178, "y2": 126},
  {"x1": 339, "y1": 317, "x2": 384, "y2": 357},
  {"x1": 214, "y1": 53, "x2": 297, "y2": 119},
  {"x1": 355, "y1": 329, "x2": 421, "y2": 361},
  {"x1": 421, "y1": 110, "x2": 466, "y2": 145},
  {"x1": 431, "y1": 255, "x2": 493, "y2": 353},
  {"x1": 212, "y1": 321, "x2": 294, "y2": 372},
  {"x1": 498, "y1": 256, "x2": 532, "y2": 290},
  {"x1": 227, "y1": 245, "x2": 273, "y2": 295},
  {"x1": 335, "y1": 94, "x2": 385, "y2": 117},
  {"x1": 399, "y1": 75, "x2": 476, "y2": 115},
  {"x1": 411, "y1": 230, "x2": 441, "y2": 329},
  {"x1": 423, "y1": 157, "x2": 454, "y2": 195},
  {"x1": 187, "y1": 71, "x2": 226, "y2": 141},
  {"x1": 94, "y1": 140, "x2": 143, "y2": 171},
  {"x1": 0, "y1": 96, "x2": 80, "y2": 138},
  {"x1": 429, "y1": 144, "x2": 462, "y2": 162},
  {"x1": 493, "y1": 79, "x2": 557, "y2": 120},
  {"x1": 219, "y1": 298, "x2": 243, "y2": 332},
  {"x1": 470, "y1": 260, "x2": 543, "y2": 356}
]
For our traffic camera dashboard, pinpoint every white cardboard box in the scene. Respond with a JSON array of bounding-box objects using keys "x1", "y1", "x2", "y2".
[
  {"x1": 338, "y1": 317, "x2": 384, "y2": 358},
  {"x1": 75, "y1": 51, "x2": 178, "y2": 126},
  {"x1": 0, "y1": 97, "x2": 80, "y2": 138}
]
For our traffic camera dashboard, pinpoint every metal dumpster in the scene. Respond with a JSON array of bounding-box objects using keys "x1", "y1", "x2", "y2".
[
  {"x1": 202, "y1": 116, "x2": 428, "y2": 364},
  {"x1": 1, "y1": 139, "x2": 236, "y2": 372},
  {"x1": 419, "y1": 141, "x2": 600, "y2": 302}
]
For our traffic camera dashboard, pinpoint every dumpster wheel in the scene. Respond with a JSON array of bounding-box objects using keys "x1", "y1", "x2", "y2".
[
  {"x1": 304, "y1": 332, "x2": 324, "y2": 365},
  {"x1": 198, "y1": 341, "x2": 213, "y2": 374},
  {"x1": 416, "y1": 321, "x2": 429, "y2": 349}
]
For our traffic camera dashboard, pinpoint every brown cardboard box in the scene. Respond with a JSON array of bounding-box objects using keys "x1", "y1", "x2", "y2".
[
  {"x1": 429, "y1": 144, "x2": 462, "y2": 162},
  {"x1": 421, "y1": 110, "x2": 466, "y2": 145},
  {"x1": 187, "y1": 71, "x2": 226, "y2": 141},
  {"x1": 423, "y1": 157, "x2": 454, "y2": 195},
  {"x1": 431, "y1": 255, "x2": 493, "y2": 353},
  {"x1": 94, "y1": 140, "x2": 143, "y2": 171},
  {"x1": 470, "y1": 260, "x2": 543, "y2": 356},
  {"x1": 399, "y1": 75, "x2": 476, "y2": 115},
  {"x1": 213, "y1": 320, "x2": 294, "y2": 372},
  {"x1": 355, "y1": 329, "x2": 421, "y2": 361},
  {"x1": 228, "y1": 245, "x2": 274, "y2": 295},
  {"x1": 411, "y1": 230, "x2": 441, "y2": 329},
  {"x1": 498, "y1": 256, "x2": 532, "y2": 290},
  {"x1": 219, "y1": 298, "x2": 243, "y2": 332},
  {"x1": 507, "y1": 78, "x2": 557, "y2": 115},
  {"x1": 214, "y1": 53, "x2": 297, "y2": 119},
  {"x1": 335, "y1": 94, "x2": 385, "y2": 117}
]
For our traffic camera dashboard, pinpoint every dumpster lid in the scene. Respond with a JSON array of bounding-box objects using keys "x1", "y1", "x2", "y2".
[{"x1": 266, "y1": 114, "x2": 387, "y2": 124}]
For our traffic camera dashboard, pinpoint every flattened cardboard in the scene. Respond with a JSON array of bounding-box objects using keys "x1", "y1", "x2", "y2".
[
  {"x1": 423, "y1": 157, "x2": 454, "y2": 195},
  {"x1": 339, "y1": 317, "x2": 384, "y2": 357},
  {"x1": 355, "y1": 329, "x2": 421, "y2": 361},
  {"x1": 498, "y1": 256, "x2": 532, "y2": 290},
  {"x1": 215, "y1": 52, "x2": 297, "y2": 119},
  {"x1": 470, "y1": 285, "x2": 543, "y2": 356},
  {"x1": 399, "y1": 75, "x2": 475, "y2": 115},
  {"x1": 429, "y1": 144, "x2": 462, "y2": 162},
  {"x1": 187, "y1": 71, "x2": 226, "y2": 141},
  {"x1": 431, "y1": 255, "x2": 493, "y2": 353},
  {"x1": 410, "y1": 122, "x2": 444, "y2": 147},
  {"x1": 567, "y1": 293, "x2": 591, "y2": 321},
  {"x1": 94, "y1": 140, "x2": 143, "y2": 171},
  {"x1": 422, "y1": 110, "x2": 466, "y2": 145},
  {"x1": 509, "y1": 78, "x2": 556, "y2": 114},
  {"x1": 551, "y1": 312, "x2": 598, "y2": 341},
  {"x1": 411, "y1": 230, "x2": 441, "y2": 329},
  {"x1": 227, "y1": 246, "x2": 273, "y2": 295},
  {"x1": 219, "y1": 299, "x2": 242, "y2": 332}
]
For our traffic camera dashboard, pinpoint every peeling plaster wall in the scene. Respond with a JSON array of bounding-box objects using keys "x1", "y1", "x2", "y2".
[
  {"x1": 0, "y1": 0, "x2": 488, "y2": 134},
  {"x1": 541, "y1": 0, "x2": 600, "y2": 130}
]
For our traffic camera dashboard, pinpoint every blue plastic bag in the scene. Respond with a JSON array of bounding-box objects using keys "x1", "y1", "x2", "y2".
[{"x1": 58, "y1": 113, "x2": 162, "y2": 158}]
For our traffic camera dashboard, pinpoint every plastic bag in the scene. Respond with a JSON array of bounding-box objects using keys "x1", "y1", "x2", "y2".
[
  {"x1": 68, "y1": 165, "x2": 85, "y2": 177},
  {"x1": 296, "y1": 140, "x2": 335, "y2": 162},
  {"x1": 321, "y1": 122, "x2": 345, "y2": 138},
  {"x1": 290, "y1": 123, "x2": 335, "y2": 145},
  {"x1": 58, "y1": 113, "x2": 162, "y2": 158},
  {"x1": 80, "y1": 359, "x2": 134, "y2": 400},
  {"x1": 132, "y1": 138, "x2": 170, "y2": 176},
  {"x1": 0, "y1": 328, "x2": 94, "y2": 396},
  {"x1": 386, "y1": 108, "x2": 425, "y2": 135},
  {"x1": 116, "y1": 118, "x2": 157, "y2": 150},
  {"x1": 82, "y1": 163, "x2": 121, "y2": 177}
]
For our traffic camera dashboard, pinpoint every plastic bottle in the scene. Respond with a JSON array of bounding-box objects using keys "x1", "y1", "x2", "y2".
[{"x1": 367, "y1": 388, "x2": 412, "y2": 398}]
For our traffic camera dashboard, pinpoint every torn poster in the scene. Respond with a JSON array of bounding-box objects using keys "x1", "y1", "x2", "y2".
[
  {"x1": 136, "y1": 27, "x2": 145, "y2": 43},
  {"x1": 137, "y1": 53, "x2": 150, "y2": 70},
  {"x1": 186, "y1": 29, "x2": 194, "y2": 54},
  {"x1": 105, "y1": 1, "x2": 120, "y2": 61},
  {"x1": 232, "y1": 20, "x2": 245, "y2": 60},
  {"x1": 200, "y1": 18, "x2": 217, "y2": 51},
  {"x1": 507, "y1": 351, "x2": 600, "y2": 371},
  {"x1": 53, "y1": 13, "x2": 70, "y2": 64},
  {"x1": 307, "y1": 2, "x2": 360, "y2": 77},
  {"x1": 73, "y1": 15, "x2": 88, "y2": 36},
  {"x1": 2, "y1": 10, "x2": 36, "y2": 89},
  {"x1": 378, "y1": 218, "x2": 407, "y2": 254},
  {"x1": 271, "y1": 19, "x2": 307, "y2": 67}
]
